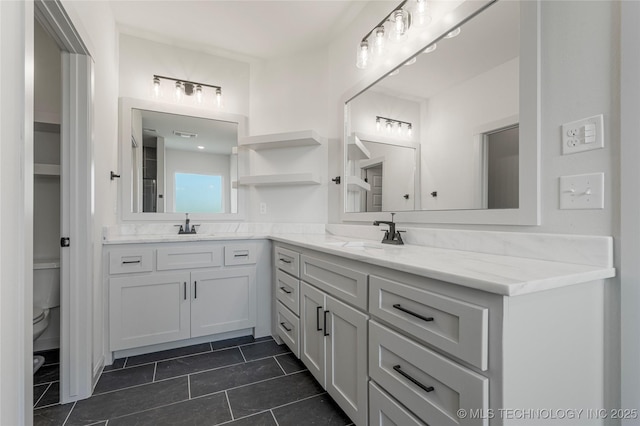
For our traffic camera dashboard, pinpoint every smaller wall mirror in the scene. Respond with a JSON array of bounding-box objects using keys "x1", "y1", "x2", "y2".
[{"x1": 120, "y1": 98, "x2": 247, "y2": 221}]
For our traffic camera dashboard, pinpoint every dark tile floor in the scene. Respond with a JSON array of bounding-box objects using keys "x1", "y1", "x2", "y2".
[{"x1": 33, "y1": 336, "x2": 353, "y2": 426}]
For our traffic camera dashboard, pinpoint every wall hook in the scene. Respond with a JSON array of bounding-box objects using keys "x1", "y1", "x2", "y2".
[
  {"x1": 331, "y1": 176, "x2": 341, "y2": 184},
  {"x1": 110, "y1": 171, "x2": 121, "y2": 180}
]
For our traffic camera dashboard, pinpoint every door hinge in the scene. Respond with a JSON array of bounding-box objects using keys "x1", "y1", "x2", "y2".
[{"x1": 60, "y1": 237, "x2": 70, "y2": 247}]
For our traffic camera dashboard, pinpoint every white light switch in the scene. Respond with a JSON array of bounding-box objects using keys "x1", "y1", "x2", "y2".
[
  {"x1": 559, "y1": 173, "x2": 604, "y2": 209},
  {"x1": 561, "y1": 114, "x2": 604, "y2": 155}
]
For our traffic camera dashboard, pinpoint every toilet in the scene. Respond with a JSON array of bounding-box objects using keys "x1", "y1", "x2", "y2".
[{"x1": 33, "y1": 259, "x2": 60, "y2": 373}]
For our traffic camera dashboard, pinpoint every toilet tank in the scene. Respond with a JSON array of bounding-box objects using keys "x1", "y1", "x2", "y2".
[{"x1": 33, "y1": 259, "x2": 60, "y2": 309}]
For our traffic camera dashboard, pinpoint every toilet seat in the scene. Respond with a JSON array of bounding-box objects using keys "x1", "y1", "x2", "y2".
[{"x1": 33, "y1": 306, "x2": 45, "y2": 324}]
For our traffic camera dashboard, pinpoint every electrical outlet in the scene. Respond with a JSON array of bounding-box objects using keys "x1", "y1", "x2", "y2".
[
  {"x1": 559, "y1": 173, "x2": 604, "y2": 209},
  {"x1": 561, "y1": 114, "x2": 604, "y2": 155},
  {"x1": 259, "y1": 202, "x2": 267, "y2": 215}
]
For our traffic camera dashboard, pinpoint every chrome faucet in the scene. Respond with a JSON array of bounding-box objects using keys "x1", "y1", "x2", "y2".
[
  {"x1": 373, "y1": 213, "x2": 404, "y2": 245},
  {"x1": 177, "y1": 213, "x2": 198, "y2": 234}
]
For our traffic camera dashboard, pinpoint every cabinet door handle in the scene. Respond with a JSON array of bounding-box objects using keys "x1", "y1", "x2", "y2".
[
  {"x1": 393, "y1": 365, "x2": 434, "y2": 393},
  {"x1": 122, "y1": 260, "x2": 141, "y2": 264},
  {"x1": 183, "y1": 282, "x2": 186, "y2": 300},
  {"x1": 280, "y1": 286, "x2": 292, "y2": 294},
  {"x1": 393, "y1": 304, "x2": 434, "y2": 323},
  {"x1": 279, "y1": 258, "x2": 292, "y2": 264},
  {"x1": 323, "y1": 310, "x2": 330, "y2": 337},
  {"x1": 280, "y1": 322, "x2": 292, "y2": 332},
  {"x1": 194, "y1": 281, "x2": 197, "y2": 299},
  {"x1": 316, "y1": 306, "x2": 323, "y2": 331},
  {"x1": 234, "y1": 253, "x2": 249, "y2": 258}
]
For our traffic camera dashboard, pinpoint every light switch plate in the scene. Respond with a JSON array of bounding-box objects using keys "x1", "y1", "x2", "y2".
[
  {"x1": 559, "y1": 173, "x2": 604, "y2": 209},
  {"x1": 561, "y1": 114, "x2": 604, "y2": 155}
]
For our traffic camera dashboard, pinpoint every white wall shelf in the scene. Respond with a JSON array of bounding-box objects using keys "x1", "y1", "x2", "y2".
[
  {"x1": 34, "y1": 163, "x2": 61, "y2": 176},
  {"x1": 238, "y1": 173, "x2": 321, "y2": 187},
  {"x1": 347, "y1": 135, "x2": 370, "y2": 161},
  {"x1": 346, "y1": 176, "x2": 371, "y2": 192},
  {"x1": 239, "y1": 130, "x2": 326, "y2": 150}
]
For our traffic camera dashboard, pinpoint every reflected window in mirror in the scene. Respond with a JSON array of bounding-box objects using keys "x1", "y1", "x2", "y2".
[
  {"x1": 345, "y1": 0, "x2": 521, "y2": 213},
  {"x1": 131, "y1": 108, "x2": 238, "y2": 214}
]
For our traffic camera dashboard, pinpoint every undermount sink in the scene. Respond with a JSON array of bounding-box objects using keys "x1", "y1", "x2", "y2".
[{"x1": 325, "y1": 241, "x2": 385, "y2": 250}]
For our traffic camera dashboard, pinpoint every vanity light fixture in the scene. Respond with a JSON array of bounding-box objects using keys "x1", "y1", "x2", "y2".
[
  {"x1": 376, "y1": 116, "x2": 413, "y2": 137},
  {"x1": 152, "y1": 75, "x2": 223, "y2": 107},
  {"x1": 173, "y1": 130, "x2": 198, "y2": 139}
]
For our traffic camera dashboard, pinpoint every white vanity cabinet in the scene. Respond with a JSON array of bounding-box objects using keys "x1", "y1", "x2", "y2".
[{"x1": 106, "y1": 241, "x2": 262, "y2": 353}]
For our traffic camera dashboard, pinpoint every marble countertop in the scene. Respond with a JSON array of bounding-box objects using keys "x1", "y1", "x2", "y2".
[
  {"x1": 103, "y1": 231, "x2": 615, "y2": 297},
  {"x1": 270, "y1": 234, "x2": 616, "y2": 297}
]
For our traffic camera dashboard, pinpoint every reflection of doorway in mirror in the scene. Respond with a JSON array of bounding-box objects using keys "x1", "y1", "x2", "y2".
[
  {"x1": 483, "y1": 124, "x2": 519, "y2": 209},
  {"x1": 363, "y1": 164, "x2": 383, "y2": 212}
]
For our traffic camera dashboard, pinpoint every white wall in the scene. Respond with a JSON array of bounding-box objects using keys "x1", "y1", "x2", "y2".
[
  {"x1": 164, "y1": 149, "x2": 231, "y2": 213},
  {"x1": 421, "y1": 58, "x2": 518, "y2": 210},
  {"x1": 61, "y1": 0, "x2": 120, "y2": 383}
]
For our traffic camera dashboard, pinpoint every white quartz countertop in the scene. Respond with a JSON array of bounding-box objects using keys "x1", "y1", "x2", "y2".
[
  {"x1": 270, "y1": 234, "x2": 616, "y2": 297},
  {"x1": 103, "y1": 232, "x2": 615, "y2": 296}
]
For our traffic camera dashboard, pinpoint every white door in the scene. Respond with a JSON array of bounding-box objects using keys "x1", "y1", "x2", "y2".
[
  {"x1": 300, "y1": 282, "x2": 326, "y2": 387},
  {"x1": 109, "y1": 272, "x2": 191, "y2": 350},
  {"x1": 365, "y1": 165, "x2": 383, "y2": 212},
  {"x1": 191, "y1": 268, "x2": 256, "y2": 338},
  {"x1": 326, "y1": 295, "x2": 369, "y2": 426}
]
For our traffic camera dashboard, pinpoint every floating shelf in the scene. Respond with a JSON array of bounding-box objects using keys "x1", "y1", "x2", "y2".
[
  {"x1": 346, "y1": 176, "x2": 371, "y2": 192},
  {"x1": 347, "y1": 135, "x2": 370, "y2": 161},
  {"x1": 34, "y1": 163, "x2": 61, "y2": 176},
  {"x1": 239, "y1": 130, "x2": 326, "y2": 150},
  {"x1": 237, "y1": 173, "x2": 321, "y2": 187}
]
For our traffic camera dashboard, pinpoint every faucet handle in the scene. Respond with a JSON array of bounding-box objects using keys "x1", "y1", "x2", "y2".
[{"x1": 390, "y1": 212, "x2": 395, "y2": 222}]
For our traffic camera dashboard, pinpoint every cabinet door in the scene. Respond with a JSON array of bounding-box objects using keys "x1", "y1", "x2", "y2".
[
  {"x1": 109, "y1": 272, "x2": 191, "y2": 351},
  {"x1": 191, "y1": 268, "x2": 256, "y2": 338},
  {"x1": 300, "y1": 282, "x2": 326, "y2": 388},
  {"x1": 326, "y1": 295, "x2": 369, "y2": 426}
]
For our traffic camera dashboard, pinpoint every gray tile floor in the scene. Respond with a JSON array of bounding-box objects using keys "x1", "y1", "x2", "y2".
[{"x1": 33, "y1": 337, "x2": 353, "y2": 426}]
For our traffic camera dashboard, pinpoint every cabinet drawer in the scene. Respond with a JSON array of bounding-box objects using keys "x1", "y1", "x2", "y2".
[
  {"x1": 301, "y1": 255, "x2": 368, "y2": 310},
  {"x1": 370, "y1": 275, "x2": 488, "y2": 370},
  {"x1": 369, "y1": 321, "x2": 488, "y2": 426},
  {"x1": 109, "y1": 248, "x2": 153, "y2": 274},
  {"x1": 276, "y1": 301, "x2": 299, "y2": 357},
  {"x1": 157, "y1": 246, "x2": 223, "y2": 270},
  {"x1": 274, "y1": 246, "x2": 300, "y2": 277},
  {"x1": 275, "y1": 270, "x2": 300, "y2": 315},
  {"x1": 224, "y1": 244, "x2": 257, "y2": 266},
  {"x1": 369, "y1": 381, "x2": 425, "y2": 426}
]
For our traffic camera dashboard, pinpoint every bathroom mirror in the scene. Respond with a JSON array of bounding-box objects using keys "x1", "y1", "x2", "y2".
[
  {"x1": 342, "y1": 0, "x2": 540, "y2": 225},
  {"x1": 119, "y1": 98, "x2": 248, "y2": 221}
]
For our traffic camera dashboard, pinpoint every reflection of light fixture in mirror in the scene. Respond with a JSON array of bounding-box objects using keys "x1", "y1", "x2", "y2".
[
  {"x1": 173, "y1": 130, "x2": 198, "y2": 139},
  {"x1": 377, "y1": 116, "x2": 413, "y2": 137},
  {"x1": 423, "y1": 43, "x2": 437, "y2": 53},
  {"x1": 412, "y1": 0, "x2": 431, "y2": 27},
  {"x1": 404, "y1": 57, "x2": 417, "y2": 66},
  {"x1": 356, "y1": 40, "x2": 370, "y2": 69},
  {"x1": 197, "y1": 145, "x2": 205, "y2": 150},
  {"x1": 152, "y1": 75, "x2": 223, "y2": 108},
  {"x1": 445, "y1": 27, "x2": 461, "y2": 38},
  {"x1": 389, "y1": 9, "x2": 411, "y2": 42}
]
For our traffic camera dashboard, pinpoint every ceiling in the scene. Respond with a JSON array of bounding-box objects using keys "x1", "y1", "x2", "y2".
[{"x1": 109, "y1": 0, "x2": 370, "y2": 60}]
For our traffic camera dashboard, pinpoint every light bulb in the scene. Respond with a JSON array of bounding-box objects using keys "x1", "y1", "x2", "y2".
[
  {"x1": 416, "y1": 0, "x2": 426, "y2": 14},
  {"x1": 195, "y1": 85, "x2": 203, "y2": 103},
  {"x1": 423, "y1": 43, "x2": 437, "y2": 54},
  {"x1": 152, "y1": 76, "x2": 161, "y2": 98},
  {"x1": 356, "y1": 40, "x2": 370, "y2": 69},
  {"x1": 175, "y1": 81, "x2": 183, "y2": 101},
  {"x1": 396, "y1": 122, "x2": 402, "y2": 134},
  {"x1": 373, "y1": 27, "x2": 385, "y2": 56},
  {"x1": 376, "y1": 117, "x2": 381, "y2": 132},
  {"x1": 407, "y1": 124, "x2": 413, "y2": 137},
  {"x1": 445, "y1": 27, "x2": 461, "y2": 39},
  {"x1": 386, "y1": 121, "x2": 392, "y2": 133},
  {"x1": 413, "y1": 0, "x2": 431, "y2": 27},
  {"x1": 389, "y1": 9, "x2": 410, "y2": 42},
  {"x1": 216, "y1": 88, "x2": 222, "y2": 108}
]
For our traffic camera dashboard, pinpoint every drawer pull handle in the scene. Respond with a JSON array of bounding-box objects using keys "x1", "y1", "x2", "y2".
[
  {"x1": 393, "y1": 304, "x2": 434, "y2": 323},
  {"x1": 183, "y1": 282, "x2": 187, "y2": 300},
  {"x1": 279, "y1": 258, "x2": 292, "y2": 264},
  {"x1": 316, "y1": 306, "x2": 323, "y2": 331},
  {"x1": 393, "y1": 365, "x2": 434, "y2": 393},
  {"x1": 280, "y1": 322, "x2": 292, "y2": 332},
  {"x1": 234, "y1": 253, "x2": 249, "y2": 258},
  {"x1": 122, "y1": 260, "x2": 141, "y2": 264},
  {"x1": 280, "y1": 286, "x2": 292, "y2": 294},
  {"x1": 323, "y1": 310, "x2": 330, "y2": 337}
]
